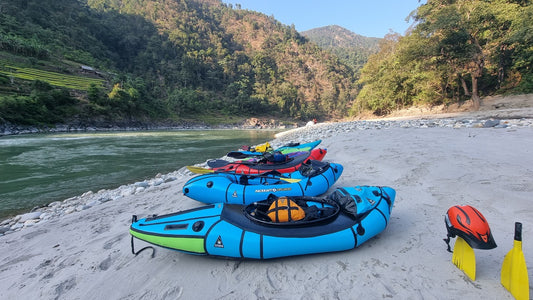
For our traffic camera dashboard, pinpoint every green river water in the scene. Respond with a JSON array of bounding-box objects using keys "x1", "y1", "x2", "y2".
[{"x1": 0, "y1": 130, "x2": 277, "y2": 219}]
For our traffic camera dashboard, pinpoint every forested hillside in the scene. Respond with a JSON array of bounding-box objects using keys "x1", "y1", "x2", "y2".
[
  {"x1": 354, "y1": 0, "x2": 532, "y2": 115},
  {"x1": 302, "y1": 25, "x2": 380, "y2": 73},
  {"x1": 1, "y1": 0, "x2": 531, "y2": 127},
  {"x1": 0, "y1": 0, "x2": 356, "y2": 127}
]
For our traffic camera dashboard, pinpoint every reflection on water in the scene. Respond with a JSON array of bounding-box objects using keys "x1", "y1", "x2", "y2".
[{"x1": 0, "y1": 130, "x2": 276, "y2": 218}]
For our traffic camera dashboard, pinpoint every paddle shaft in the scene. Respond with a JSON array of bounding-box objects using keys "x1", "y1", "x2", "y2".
[
  {"x1": 515, "y1": 222, "x2": 522, "y2": 242},
  {"x1": 186, "y1": 166, "x2": 301, "y2": 183}
]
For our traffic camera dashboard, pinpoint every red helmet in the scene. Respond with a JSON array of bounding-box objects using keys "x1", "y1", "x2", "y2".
[{"x1": 444, "y1": 205, "x2": 497, "y2": 251}]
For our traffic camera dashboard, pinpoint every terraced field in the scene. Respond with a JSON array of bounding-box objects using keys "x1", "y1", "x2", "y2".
[{"x1": 0, "y1": 65, "x2": 104, "y2": 91}]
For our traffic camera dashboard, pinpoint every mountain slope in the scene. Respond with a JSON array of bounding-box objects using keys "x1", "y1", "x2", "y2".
[
  {"x1": 302, "y1": 25, "x2": 380, "y2": 72},
  {"x1": 0, "y1": 0, "x2": 357, "y2": 127}
]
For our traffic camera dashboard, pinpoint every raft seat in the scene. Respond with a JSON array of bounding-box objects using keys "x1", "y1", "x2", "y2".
[{"x1": 221, "y1": 203, "x2": 357, "y2": 238}]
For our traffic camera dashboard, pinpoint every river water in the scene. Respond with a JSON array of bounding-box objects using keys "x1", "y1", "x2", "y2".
[{"x1": 0, "y1": 130, "x2": 277, "y2": 219}]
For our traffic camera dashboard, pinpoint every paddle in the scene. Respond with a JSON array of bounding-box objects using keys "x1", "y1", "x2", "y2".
[
  {"x1": 207, "y1": 158, "x2": 259, "y2": 168},
  {"x1": 209, "y1": 151, "x2": 312, "y2": 168},
  {"x1": 186, "y1": 166, "x2": 302, "y2": 183},
  {"x1": 501, "y1": 222, "x2": 529, "y2": 300},
  {"x1": 452, "y1": 236, "x2": 476, "y2": 280},
  {"x1": 226, "y1": 141, "x2": 313, "y2": 159},
  {"x1": 226, "y1": 151, "x2": 263, "y2": 159}
]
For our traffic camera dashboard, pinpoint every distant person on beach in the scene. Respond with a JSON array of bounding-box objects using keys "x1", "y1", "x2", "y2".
[{"x1": 306, "y1": 118, "x2": 317, "y2": 126}]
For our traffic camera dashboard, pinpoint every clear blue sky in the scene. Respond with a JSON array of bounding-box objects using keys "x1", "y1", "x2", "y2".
[{"x1": 221, "y1": 0, "x2": 427, "y2": 38}]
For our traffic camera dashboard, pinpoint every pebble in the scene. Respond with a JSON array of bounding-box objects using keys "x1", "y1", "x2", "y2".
[
  {"x1": 1, "y1": 117, "x2": 531, "y2": 237},
  {"x1": 272, "y1": 118, "x2": 533, "y2": 143},
  {"x1": 135, "y1": 181, "x2": 150, "y2": 188},
  {"x1": 18, "y1": 212, "x2": 42, "y2": 223}
]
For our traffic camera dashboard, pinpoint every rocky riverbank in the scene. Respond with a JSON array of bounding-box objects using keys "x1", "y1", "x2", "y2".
[
  {"x1": 0, "y1": 117, "x2": 297, "y2": 136},
  {"x1": 3, "y1": 93, "x2": 531, "y2": 136},
  {"x1": 0, "y1": 172, "x2": 184, "y2": 235},
  {"x1": 274, "y1": 117, "x2": 533, "y2": 143}
]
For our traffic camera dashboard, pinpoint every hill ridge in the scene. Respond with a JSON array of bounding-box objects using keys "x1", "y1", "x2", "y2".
[
  {"x1": 301, "y1": 25, "x2": 380, "y2": 72},
  {"x1": 0, "y1": 0, "x2": 357, "y2": 126}
]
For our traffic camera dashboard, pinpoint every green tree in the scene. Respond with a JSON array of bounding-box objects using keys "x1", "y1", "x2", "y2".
[
  {"x1": 413, "y1": 0, "x2": 526, "y2": 108},
  {"x1": 356, "y1": 34, "x2": 406, "y2": 115},
  {"x1": 507, "y1": 3, "x2": 533, "y2": 92}
]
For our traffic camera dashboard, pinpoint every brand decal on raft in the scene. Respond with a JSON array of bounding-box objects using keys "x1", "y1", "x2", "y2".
[
  {"x1": 214, "y1": 236, "x2": 224, "y2": 248},
  {"x1": 254, "y1": 187, "x2": 292, "y2": 193}
]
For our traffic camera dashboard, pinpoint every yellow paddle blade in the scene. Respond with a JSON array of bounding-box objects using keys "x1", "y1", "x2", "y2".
[
  {"x1": 185, "y1": 166, "x2": 301, "y2": 183},
  {"x1": 501, "y1": 222, "x2": 529, "y2": 300},
  {"x1": 186, "y1": 165, "x2": 215, "y2": 174},
  {"x1": 452, "y1": 237, "x2": 476, "y2": 280}
]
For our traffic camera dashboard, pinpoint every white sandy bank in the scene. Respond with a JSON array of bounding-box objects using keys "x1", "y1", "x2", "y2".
[{"x1": 0, "y1": 124, "x2": 532, "y2": 299}]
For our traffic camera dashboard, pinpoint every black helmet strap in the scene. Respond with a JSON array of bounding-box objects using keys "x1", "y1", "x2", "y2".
[{"x1": 443, "y1": 233, "x2": 453, "y2": 253}]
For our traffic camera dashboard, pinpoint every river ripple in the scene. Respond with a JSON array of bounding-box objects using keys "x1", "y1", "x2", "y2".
[{"x1": 0, "y1": 130, "x2": 276, "y2": 218}]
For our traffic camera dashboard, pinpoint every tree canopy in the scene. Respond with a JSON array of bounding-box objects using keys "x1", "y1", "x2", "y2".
[
  {"x1": 0, "y1": 0, "x2": 357, "y2": 126},
  {"x1": 354, "y1": 0, "x2": 532, "y2": 115},
  {"x1": 1, "y1": 0, "x2": 531, "y2": 126}
]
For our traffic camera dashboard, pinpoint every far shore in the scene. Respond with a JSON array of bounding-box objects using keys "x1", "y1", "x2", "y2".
[
  {"x1": 0, "y1": 121, "x2": 287, "y2": 137},
  {"x1": 2, "y1": 93, "x2": 532, "y2": 137}
]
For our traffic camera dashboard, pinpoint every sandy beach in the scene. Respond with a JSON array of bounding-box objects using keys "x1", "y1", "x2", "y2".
[{"x1": 1, "y1": 95, "x2": 532, "y2": 299}]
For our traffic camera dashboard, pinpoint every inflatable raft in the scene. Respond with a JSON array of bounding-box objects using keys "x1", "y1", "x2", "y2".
[
  {"x1": 227, "y1": 140, "x2": 322, "y2": 159},
  {"x1": 207, "y1": 148, "x2": 327, "y2": 174},
  {"x1": 130, "y1": 185, "x2": 395, "y2": 259},
  {"x1": 183, "y1": 161, "x2": 343, "y2": 205}
]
